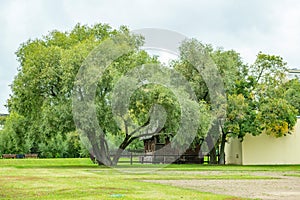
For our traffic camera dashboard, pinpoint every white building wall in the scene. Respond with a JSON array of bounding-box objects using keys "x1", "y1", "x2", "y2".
[{"x1": 225, "y1": 118, "x2": 300, "y2": 165}]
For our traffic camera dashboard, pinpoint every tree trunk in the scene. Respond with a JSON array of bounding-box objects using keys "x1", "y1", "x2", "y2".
[
  {"x1": 111, "y1": 134, "x2": 133, "y2": 166},
  {"x1": 206, "y1": 134, "x2": 217, "y2": 164},
  {"x1": 218, "y1": 129, "x2": 226, "y2": 165},
  {"x1": 111, "y1": 148, "x2": 124, "y2": 166},
  {"x1": 86, "y1": 130, "x2": 112, "y2": 166},
  {"x1": 98, "y1": 137, "x2": 112, "y2": 166},
  {"x1": 209, "y1": 146, "x2": 217, "y2": 164}
]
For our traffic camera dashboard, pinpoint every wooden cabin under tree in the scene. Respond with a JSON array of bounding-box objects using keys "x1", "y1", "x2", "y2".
[{"x1": 141, "y1": 135, "x2": 204, "y2": 164}]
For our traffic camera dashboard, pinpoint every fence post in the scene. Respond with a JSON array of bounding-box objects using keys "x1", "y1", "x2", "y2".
[{"x1": 130, "y1": 152, "x2": 133, "y2": 165}]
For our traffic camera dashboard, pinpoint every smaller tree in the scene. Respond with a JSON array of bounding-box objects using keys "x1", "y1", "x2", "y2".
[
  {"x1": 0, "y1": 112, "x2": 32, "y2": 154},
  {"x1": 219, "y1": 53, "x2": 298, "y2": 164}
]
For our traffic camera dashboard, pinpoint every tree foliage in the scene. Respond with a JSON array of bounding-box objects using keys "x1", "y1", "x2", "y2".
[
  {"x1": 174, "y1": 40, "x2": 298, "y2": 164},
  {"x1": 2, "y1": 24, "x2": 299, "y2": 166},
  {"x1": 283, "y1": 79, "x2": 300, "y2": 116},
  {"x1": 5, "y1": 24, "x2": 121, "y2": 157}
]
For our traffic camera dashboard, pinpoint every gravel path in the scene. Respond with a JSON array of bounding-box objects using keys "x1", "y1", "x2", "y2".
[{"x1": 144, "y1": 171, "x2": 300, "y2": 200}]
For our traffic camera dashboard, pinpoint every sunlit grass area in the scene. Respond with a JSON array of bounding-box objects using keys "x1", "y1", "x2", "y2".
[{"x1": 0, "y1": 158, "x2": 299, "y2": 199}]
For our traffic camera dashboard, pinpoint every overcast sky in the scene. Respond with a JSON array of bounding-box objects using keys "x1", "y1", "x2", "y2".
[{"x1": 1, "y1": 0, "x2": 300, "y2": 113}]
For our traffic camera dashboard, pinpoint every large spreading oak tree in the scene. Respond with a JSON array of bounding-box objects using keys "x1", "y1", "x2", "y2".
[{"x1": 6, "y1": 24, "x2": 212, "y2": 165}]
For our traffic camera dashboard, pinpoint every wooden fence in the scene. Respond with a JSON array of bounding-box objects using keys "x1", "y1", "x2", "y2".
[
  {"x1": 1, "y1": 154, "x2": 38, "y2": 159},
  {"x1": 110, "y1": 152, "x2": 220, "y2": 165}
]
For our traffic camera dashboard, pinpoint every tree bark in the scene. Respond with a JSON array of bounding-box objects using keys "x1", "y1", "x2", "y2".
[
  {"x1": 111, "y1": 134, "x2": 131, "y2": 166},
  {"x1": 206, "y1": 134, "x2": 217, "y2": 164},
  {"x1": 218, "y1": 129, "x2": 226, "y2": 165}
]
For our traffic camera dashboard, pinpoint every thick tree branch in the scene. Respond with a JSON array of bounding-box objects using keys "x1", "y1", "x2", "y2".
[{"x1": 129, "y1": 118, "x2": 151, "y2": 136}]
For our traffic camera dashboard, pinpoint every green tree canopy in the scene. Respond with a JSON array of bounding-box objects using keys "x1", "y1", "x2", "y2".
[
  {"x1": 4, "y1": 24, "x2": 299, "y2": 166},
  {"x1": 6, "y1": 24, "x2": 212, "y2": 165}
]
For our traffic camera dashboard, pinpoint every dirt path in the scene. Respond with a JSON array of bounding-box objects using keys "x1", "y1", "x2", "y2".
[{"x1": 144, "y1": 171, "x2": 300, "y2": 200}]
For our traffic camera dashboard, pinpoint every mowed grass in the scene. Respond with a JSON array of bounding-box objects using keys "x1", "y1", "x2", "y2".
[{"x1": 0, "y1": 159, "x2": 299, "y2": 200}]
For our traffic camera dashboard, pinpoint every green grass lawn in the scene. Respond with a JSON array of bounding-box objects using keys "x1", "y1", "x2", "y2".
[{"x1": 0, "y1": 158, "x2": 299, "y2": 199}]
